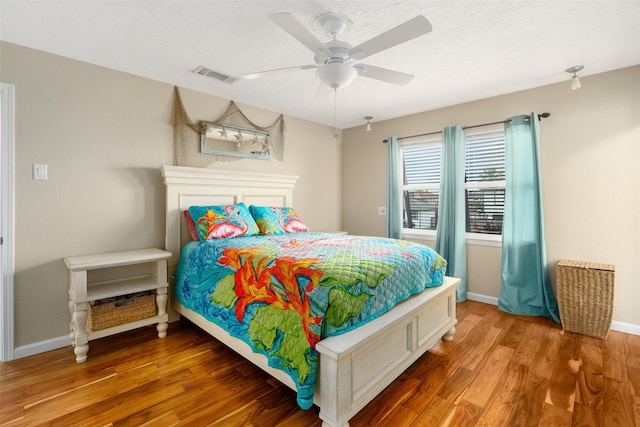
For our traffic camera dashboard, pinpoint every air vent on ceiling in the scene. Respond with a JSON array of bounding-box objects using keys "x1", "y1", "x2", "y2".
[{"x1": 193, "y1": 66, "x2": 239, "y2": 84}]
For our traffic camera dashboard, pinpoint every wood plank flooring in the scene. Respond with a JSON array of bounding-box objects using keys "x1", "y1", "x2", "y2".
[{"x1": 2, "y1": 300, "x2": 639, "y2": 426}]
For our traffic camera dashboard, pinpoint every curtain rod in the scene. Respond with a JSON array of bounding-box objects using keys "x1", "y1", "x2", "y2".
[{"x1": 382, "y1": 112, "x2": 551, "y2": 143}]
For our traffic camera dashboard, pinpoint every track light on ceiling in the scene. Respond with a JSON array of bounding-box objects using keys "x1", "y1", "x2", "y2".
[
  {"x1": 364, "y1": 116, "x2": 373, "y2": 131},
  {"x1": 566, "y1": 65, "x2": 584, "y2": 90}
]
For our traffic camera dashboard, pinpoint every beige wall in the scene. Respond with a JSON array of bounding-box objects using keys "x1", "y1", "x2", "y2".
[
  {"x1": 1, "y1": 42, "x2": 342, "y2": 348},
  {"x1": 343, "y1": 65, "x2": 640, "y2": 326}
]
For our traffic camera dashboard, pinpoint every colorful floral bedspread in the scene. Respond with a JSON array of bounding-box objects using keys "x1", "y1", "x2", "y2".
[{"x1": 174, "y1": 232, "x2": 446, "y2": 409}]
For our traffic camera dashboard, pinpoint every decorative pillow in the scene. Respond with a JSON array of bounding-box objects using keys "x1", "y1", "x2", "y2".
[
  {"x1": 249, "y1": 205, "x2": 309, "y2": 234},
  {"x1": 188, "y1": 203, "x2": 260, "y2": 240},
  {"x1": 183, "y1": 210, "x2": 199, "y2": 241}
]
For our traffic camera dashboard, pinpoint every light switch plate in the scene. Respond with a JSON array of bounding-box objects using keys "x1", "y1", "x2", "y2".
[
  {"x1": 378, "y1": 206, "x2": 386, "y2": 216},
  {"x1": 33, "y1": 164, "x2": 48, "y2": 180}
]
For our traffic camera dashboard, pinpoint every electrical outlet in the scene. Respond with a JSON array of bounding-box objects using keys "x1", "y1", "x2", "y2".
[{"x1": 378, "y1": 206, "x2": 386, "y2": 216}]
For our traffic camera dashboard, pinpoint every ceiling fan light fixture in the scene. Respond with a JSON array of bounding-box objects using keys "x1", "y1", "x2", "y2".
[
  {"x1": 316, "y1": 62, "x2": 358, "y2": 89},
  {"x1": 566, "y1": 65, "x2": 584, "y2": 90}
]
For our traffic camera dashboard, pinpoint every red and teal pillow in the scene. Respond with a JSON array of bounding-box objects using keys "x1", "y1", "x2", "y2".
[
  {"x1": 249, "y1": 206, "x2": 309, "y2": 235},
  {"x1": 188, "y1": 203, "x2": 259, "y2": 241}
]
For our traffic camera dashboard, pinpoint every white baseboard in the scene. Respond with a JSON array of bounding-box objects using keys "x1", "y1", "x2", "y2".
[
  {"x1": 14, "y1": 335, "x2": 70, "y2": 360},
  {"x1": 610, "y1": 321, "x2": 640, "y2": 336},
  {"x1": 467, "y1": 292, "x2": 499, "y2": 306},
  {"x1": 465, "y1": 292, "x2": 640, "y2": 336}
]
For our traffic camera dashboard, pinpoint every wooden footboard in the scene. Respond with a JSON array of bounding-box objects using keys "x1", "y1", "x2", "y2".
[{"x1": 315, "y1": 276, "x2": 458, "y2": 427}]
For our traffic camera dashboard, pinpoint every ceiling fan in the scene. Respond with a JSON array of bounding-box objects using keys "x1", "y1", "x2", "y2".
[{"x1": 243, "y1": 12, "x2": 433, "y2": 90}]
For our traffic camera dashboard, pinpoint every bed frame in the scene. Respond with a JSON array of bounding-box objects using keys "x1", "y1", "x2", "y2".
[{"x1": 161, "y1": 165, "x2": 458, "y2": 427}]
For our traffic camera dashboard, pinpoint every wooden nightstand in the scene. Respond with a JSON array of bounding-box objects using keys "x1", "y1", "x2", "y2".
[{"x1": 65, "y1": 248, "x2": 171, "y2": 363}]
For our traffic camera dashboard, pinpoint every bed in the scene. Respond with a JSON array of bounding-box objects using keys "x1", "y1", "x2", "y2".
[{"x1": 161, "y1": 165, "x2": 459, "y2": 427}]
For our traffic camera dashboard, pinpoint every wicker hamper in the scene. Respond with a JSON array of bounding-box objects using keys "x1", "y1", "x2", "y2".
[
  {"x1": 87, "y1": 291, "x2": 156, "y2": 331},
  {"x1": 556, "y1": 260, "x2": 615, "y2": 339}
]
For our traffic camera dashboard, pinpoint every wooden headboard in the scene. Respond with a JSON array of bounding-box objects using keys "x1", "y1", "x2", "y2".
[{"x1": 161, "y1": 166, "x2": 299, "y2": 272}]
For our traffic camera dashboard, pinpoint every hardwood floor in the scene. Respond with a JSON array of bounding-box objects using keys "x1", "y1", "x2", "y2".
[{"x1": 2, "y1": 300, "x2": 639, "y2": 426}]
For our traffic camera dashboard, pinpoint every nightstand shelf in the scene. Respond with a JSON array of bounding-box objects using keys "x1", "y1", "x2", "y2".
[
  {"x1": 83, "y1": 275, "x2": 164, "y2": 302},
  {"x1": 65, "y1": 248, "x2": 171, "y2": 363}
]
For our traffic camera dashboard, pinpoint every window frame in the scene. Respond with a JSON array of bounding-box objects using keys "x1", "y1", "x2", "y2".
[{"x1": 399, "y1": 128, "x2": 505, "y2": 247}]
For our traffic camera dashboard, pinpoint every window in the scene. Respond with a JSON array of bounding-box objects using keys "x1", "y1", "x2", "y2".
[
  {"x1": 402, "y1": 141, "x2": 441, "y2": 230},
  {"x1": 465, "y1": 131, "x2": 506, "y2": 235},
  {"x1": 400, "y1": 129, "x2": 506, "y2": 236}
]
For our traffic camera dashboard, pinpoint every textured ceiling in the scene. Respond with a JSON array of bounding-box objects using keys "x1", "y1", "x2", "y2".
[{"x1": 2, "y1": 1, "x2": 639, "y2": 129}]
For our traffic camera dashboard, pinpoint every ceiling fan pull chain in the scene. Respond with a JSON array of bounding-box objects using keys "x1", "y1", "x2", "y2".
[{"x1": 333, "y1": 88, "x2": 339, "y2": 139}]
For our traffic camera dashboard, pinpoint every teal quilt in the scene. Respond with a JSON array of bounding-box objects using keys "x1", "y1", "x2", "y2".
[{"x1": 174, "y1": 232, "x2": 446, "y2": 409}]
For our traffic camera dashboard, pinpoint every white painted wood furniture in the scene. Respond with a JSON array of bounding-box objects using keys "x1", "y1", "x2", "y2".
[
  {"x1": 161, "y1": 165, "x2": 458, "y2": 427},
  {"x1": 65, "y1": 248, "x2": 171, "y2": 363}
]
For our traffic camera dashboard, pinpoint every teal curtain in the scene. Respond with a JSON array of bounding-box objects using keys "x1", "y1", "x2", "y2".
[
  {"x1": 386, "y1": 136, "x2": 402, "y2": 239},
  {"x1": 499, "y1": 114, "x2": 560, "y2": 322},
  {"x1": 436, "y1": 126, "x2": 467, "y2": 301}
]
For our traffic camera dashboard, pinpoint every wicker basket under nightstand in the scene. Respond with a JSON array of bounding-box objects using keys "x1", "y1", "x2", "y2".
[{"x1": 87, "y1": 291, "x2": 156, "y2": 331}]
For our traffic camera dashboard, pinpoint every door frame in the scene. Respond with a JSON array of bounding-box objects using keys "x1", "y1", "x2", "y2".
[{"x1": 1, "y1": 82, "x2": 15, "y2": 362}]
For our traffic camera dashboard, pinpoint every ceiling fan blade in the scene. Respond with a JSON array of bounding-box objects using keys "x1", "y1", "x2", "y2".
[
  {"x1": 243, "y1": 64, "x2": 316, "y2": 80},
  {"x1": 269, "y1": 13, "x2": 332, "y2": 56},
  {"x1": 355, "y1": 64, "x2": 414, "y2": 86},
  {"x1": 349, "y1": 15, "x2": 432, "y2": 60}
]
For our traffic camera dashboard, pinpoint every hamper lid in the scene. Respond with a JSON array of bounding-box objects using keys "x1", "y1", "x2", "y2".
[{"x1": 557, "y1": 259, "x2": 615, "y2": 272}]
